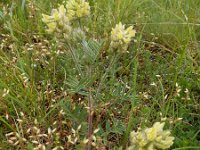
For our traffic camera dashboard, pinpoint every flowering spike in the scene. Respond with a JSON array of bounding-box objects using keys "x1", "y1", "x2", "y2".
[
  {"x1": 66, "y1": 0, "x2": 90, "y2": 20},
  {"x1": 111, "y1": 22, "x2": 136, "y2": 52},
  {"x1": 128, "y1": 122, "x2": 174, "y2": 150},
  {"x1": 42, "y1": 5, "x2": 71, "y2": 37}
]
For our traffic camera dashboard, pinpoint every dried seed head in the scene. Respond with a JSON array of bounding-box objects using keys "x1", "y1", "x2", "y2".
[
  {"x1": 5, "y1": 113, "x2": 9, "y2": 120},
  {"x1": 27, "y1": 128, "x2": 31, "y2": 133},
  {"x1": 22, "y1": 138, "x2": 27, "y2": 142},
  {"x1": 34, "y1": 119, "x2": 38, "y2": 125},
  {"x1": 13, "y1": 141, "x2": 19, "y2": 146},
  {"x1": 48, "y1": 128, "x2": 52, "y2": 135},
  {"x1": 72, "y1": 128, "x2": 76, "y2": 134},
  {"x1": 32, "y1": 140, "x2": 39, "y2": 144},
  {"x1": 177, "y1": 118, "x2": 183, "y2": 121},
  {"x1": 8, "y1": 140, "x2": 14, "y2": 144},
  {"x1": 156, "y1": 75, "x2": 161, "y2": 78},
  {"x1": 77, "y1": 125, "x2": 81, "y2": 131},
  {"x1": 52, "y1": 128, "x2": 57, "y2": 133},
  {"x1": 20, "y1": 112, "x2": 25, "y2": 117},
  {"x1": 39, "y1": 144, "x2": 46, "y2": 150},
  {"x1": 161, "y1": 117, "x2": 167, "y2": 121},
  {"x1": 6, "y1": 132, "x2": 15, "y2": 137},
  {"x1": 92, "y1": 135, "x2": 97, "y2": 142},
  {"x1": 53, "y1": 121, "x2": 57, "y2": 125},
  {"x1": 92, "y1": 142, "x2": 96, "y2": 146},
  {"x1": 16, "y1": 119, "x2": 23, "y2": 123},
  {"x1": 15, "y1": 133, "x2": 20, "y2": 138},
  {"x1": 83, "y1": 138, "x2": 89, "y2": 144},
  {"x1": 93, "y1": 128, "x2": 99, "y2": 134},
  {"x1": 33, "y1": 126, "x2": 39, "y2": 132}
]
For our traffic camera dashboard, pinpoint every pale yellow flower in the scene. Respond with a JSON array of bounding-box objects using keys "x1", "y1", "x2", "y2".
[
  {"x1": 42, "y1": 14, "x2": 53, "y2": 23},
  {"x1": 128, "y1": 122, "x2": 174, "y2": 150},
  {"x1": 111, "y1": 22, "x2": 136, "y2": 52},
  {"x1": 66, "y1": 0, "x2": 90, "y2": 20},
  {"x1": 46, "y1": 22, "x2": 57, "y2": 33},
  {"x1": 42, "y1": 5, "x2": 71, "y2": 37},
  {"x1": 145, "y1": 128, "x2": 157, "y2": 141}
]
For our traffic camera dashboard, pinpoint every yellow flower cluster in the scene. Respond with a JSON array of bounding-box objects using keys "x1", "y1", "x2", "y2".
[
  {"x1": 66, "y1": 0, "x2": 90, "y2": 20},
  {"x1": 128, "y1": 122, "x2": 174, "y2": 150},
  {"x1": 42, "y1": 1, "x2": 90, "y2": 40},
  {"x1": 111, "y1": 22, "x2": 136, "y2": 52},
  {"x1": 42, "y1": 5, "x2": 71, "y2": 37}
]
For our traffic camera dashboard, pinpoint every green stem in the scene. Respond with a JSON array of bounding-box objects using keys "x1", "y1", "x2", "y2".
[
  {"x1": 87, "y1": 67, "x2": 93, "y2": 150},
  {"x1": 122, "y1": 58, "x2": 138, "y2": 147},
  {"x1": 157, "y1": 78, "x2": 165, "y2": 107},
  {"x1": 78, "y1": 18, "x2": 82, "y2": 29},
  {"x1": 165, "y1": 47, "x2": 186, "y2": 116}
]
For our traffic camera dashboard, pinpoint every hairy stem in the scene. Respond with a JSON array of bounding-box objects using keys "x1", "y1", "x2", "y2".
[
  {"x1": 122, "y1": 58, "x2": 138, "y2": 147},
  {"x1": 87, "y1": 67, "x2": 93, "y2": 150}
]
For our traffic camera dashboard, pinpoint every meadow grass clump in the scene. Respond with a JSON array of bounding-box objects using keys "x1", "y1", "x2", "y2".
[{"x1": 0, "y1": 0, "x2": 200, "y2": 149}]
